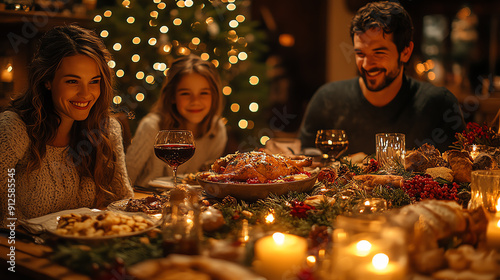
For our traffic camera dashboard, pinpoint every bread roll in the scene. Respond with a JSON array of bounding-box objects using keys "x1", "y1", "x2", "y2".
[{"x1": 425, "y1": 167, "x2": 454, "y2": 182}]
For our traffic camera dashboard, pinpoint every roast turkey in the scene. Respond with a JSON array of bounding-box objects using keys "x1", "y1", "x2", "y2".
[{"x1": 208, "y1": 151, "x2": 313, "y2": 183}]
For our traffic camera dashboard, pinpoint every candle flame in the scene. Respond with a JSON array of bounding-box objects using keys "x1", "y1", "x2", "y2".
[
  {"x1": 318, "y1": 249, "x2": 325, "y2": 258},
  {"x1": 372, "y1": 253, "x2": 389, "y2": 270},
  {"x1": 306, "y1": 255, "x2": 316, "y2": 266},
  {"x1": 265, "y1": 213, "x2": 275, "y2": 223},
  {"x1": 496, "y1": 198, "x2": 500, "y2": 212},
  {"x1": 470, "y1": 145, "x2": 479, "y2": 160},
  {"x1": 364, "y1": 200, "x2": 371, "y2": 206},
  {"x1": 355, "y1": 240, "x2": 372, "y2": 257},
  {"x1": 272, "y1": 232, "x2": 285, "y2": 245}
]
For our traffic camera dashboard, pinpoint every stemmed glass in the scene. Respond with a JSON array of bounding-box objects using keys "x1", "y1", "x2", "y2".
[
  {"x1": 154, "y1": 130, "x2": 196, "y2": 188},
  {"x1": 315, "y1": 129, "x2": 349, "y2": 166}
]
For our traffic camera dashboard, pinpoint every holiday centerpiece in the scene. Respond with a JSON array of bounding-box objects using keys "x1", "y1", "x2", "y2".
[{"x1": 47, "y1": 123, "x2": 500, "y2": 279}]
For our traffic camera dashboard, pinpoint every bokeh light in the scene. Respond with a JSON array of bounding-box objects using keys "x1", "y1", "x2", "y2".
[
  {"x1": 249, "y1": 102, "x2": 259, "y2": 112},
  {"x1": 238, "y1": 119, "x2": 248, "y2": 129},
  {"x1": 223, "y1": 86, "x2": 232, "y2": 96},
  {"x1": 113, "y1": 43, "x2": 122, "y2": 51},
  {"x1": 131, "y1": 54, "x2": 141, "y2": 62},
  {"x1": 249, "y1": 76, "x2": 259, "y2": 85},
  {"x1": 260, "y1": 136, "x2": 270, "y2": 145},
  {"x1": 230, "y1": 103, "x2": 240, "y2": 112},
  {"x1": 135, "y1": 93, "x2": 145, "y2": 102},
  {"x1": 116, "y1": 69, "x2": 124, "y2": 77},
  {"x1": 113, "y1": 96, "x2": 122, "y2": 104}
]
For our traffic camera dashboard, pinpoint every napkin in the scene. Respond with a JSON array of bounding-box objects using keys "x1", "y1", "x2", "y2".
[
  {"x1": 19, "y1": 208, "x2": 101, "y2": 234},
  {"x1": 265, "y1": 138, "x2": 301, "y2": 155}
]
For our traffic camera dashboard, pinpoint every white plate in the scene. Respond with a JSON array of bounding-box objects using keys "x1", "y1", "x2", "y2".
[{"x1": 19, "y1": 207, "x2": 100, "y2": 234}]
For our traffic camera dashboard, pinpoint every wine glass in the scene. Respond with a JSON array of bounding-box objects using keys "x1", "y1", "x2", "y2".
[
  {"x1": 154, "y1": 130, "x2": 196, "y2": 188},
  {"x1": 315, "y1": 129, "x2": 349, "y2": 166}
]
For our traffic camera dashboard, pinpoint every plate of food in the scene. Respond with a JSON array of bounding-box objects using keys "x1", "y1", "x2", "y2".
[
  {"x1": 47, "y1": 210, "x2": 159, "y2": 241},
  {"x1": 107, "y1": 195, "x2": 167, "y2": 215},
  {"x1": 197, "y1": 151, "x2": 318, "y2": 200}
]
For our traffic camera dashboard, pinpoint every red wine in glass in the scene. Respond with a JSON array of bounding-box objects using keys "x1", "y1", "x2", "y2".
[
  {"x1": 316, "y1": 140, "x2": 349, "y2": 159},
  {"x1": 154, "y1": 130, "x2": 195, "y2": 188},
  {"x1": 154, "y1": 144, "x2": 196, "y2": 168},
  {"x1": 315, "y1": 129, "x2": 349, "y2": 166}
]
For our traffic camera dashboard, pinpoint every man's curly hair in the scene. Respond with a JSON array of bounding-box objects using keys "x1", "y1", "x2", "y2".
[{"x1": 350, "y1": 1, "x2": 414, "y2": 53}]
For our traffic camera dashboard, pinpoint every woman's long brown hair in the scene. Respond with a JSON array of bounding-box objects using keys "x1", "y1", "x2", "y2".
[
  {"x1": 151, "y1": 54, "x2": 223, "y2": 136},
  {"x1": 7, "y1": 25, "x2": 119, "y2": 205}
]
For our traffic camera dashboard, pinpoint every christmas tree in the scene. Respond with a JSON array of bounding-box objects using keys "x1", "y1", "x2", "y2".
[{"x1": 91, "y1": 0, "x2": 269, "y2": 149}]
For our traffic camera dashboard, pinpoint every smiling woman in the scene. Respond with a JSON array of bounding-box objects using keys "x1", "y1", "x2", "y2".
[{"x1": 0, "y1": 25, "x2": 133, "y2": 227}]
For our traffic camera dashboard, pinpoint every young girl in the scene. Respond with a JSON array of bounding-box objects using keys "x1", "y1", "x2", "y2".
[
  {"x1": 0, "y1": 25, "x2": 133, "y2": 226},
  {"x1": 126, "y1": 55, "x2": 227, "y2": 187}
]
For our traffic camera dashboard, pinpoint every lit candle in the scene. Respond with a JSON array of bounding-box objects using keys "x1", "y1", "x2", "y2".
[
  {"x1": 1, "y1": 64, "x2": 13, "y2": 83},
  {"x1": 487, "y1": 201, "x2": 500, "y2": 249},
  {"x1": 356, "y1": 253, "x2": 406, "y2": 280},
  {"x1": 254, "y1": 232, "x2": 307, "y2": 280}
]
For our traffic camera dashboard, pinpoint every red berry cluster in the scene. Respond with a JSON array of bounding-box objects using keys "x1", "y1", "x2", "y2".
[
  {"x1": 364, "y1": 159, "x2": 380, "y2": 173},
  {"x1": 460, "y1": 122, "x2": 494, "y2": 146},
  {"x1": 402, "y1": 175, "x2": 459, "y2": 202},
  {"x1": 290, "y1": 200, "x2": 315, "y2": 218}
]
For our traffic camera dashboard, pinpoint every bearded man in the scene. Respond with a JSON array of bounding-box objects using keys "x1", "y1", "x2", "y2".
[{"x1": 299, "y1": 1, "x2": 465, "y2": 154}]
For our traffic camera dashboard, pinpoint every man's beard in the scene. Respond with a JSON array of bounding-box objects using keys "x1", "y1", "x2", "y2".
[{"x1": 358, "y1": 60, "x2": 403, "y2": 92}]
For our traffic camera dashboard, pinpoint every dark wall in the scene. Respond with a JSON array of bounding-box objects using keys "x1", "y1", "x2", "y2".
[{"x1": 250, "y1": 0, "x2": 328, "y2": 133}]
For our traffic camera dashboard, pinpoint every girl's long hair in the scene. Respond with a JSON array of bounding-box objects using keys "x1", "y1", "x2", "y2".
[
  {"x1": 151, "y1": 54, "x2": 223, "y2": 135},
  {"x1": 7, "y1": 25, "x2": 118, "y2": 205}
]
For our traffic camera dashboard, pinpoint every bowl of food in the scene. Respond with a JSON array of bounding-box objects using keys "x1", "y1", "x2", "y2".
[
  {"x1": 197, "y1": 172, "x2": 318, "y2": 200},
  {"x1": 197, "y1": 151, "x2": 318, "y2": 200}
]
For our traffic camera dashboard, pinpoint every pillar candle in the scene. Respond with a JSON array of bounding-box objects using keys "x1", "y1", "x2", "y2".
[
  {"x1": 254, "y1": 232, "x2": 307, "y2": 280},
  {"x1": 487, "y1": 216, "x2": 500, "y2": 249}
]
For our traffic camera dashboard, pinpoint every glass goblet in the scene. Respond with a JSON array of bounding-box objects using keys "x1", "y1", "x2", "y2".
[
  {"x1": 154, "y1": 130, "x2": 196, "y2": 188},
  {"x1": 315, "y1": 129, "x2": 349, "y2": 166}
]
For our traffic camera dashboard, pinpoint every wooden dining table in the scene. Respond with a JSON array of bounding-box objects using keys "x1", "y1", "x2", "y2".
[{"x1": 0, "y1": 191, "x2": 151, "y2": 280}]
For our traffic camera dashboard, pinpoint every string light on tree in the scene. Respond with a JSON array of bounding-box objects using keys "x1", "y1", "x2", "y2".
[
  {"x1": 113, "y1": 95, "x2": 122, "y2": 104},
  {"x1": 230, "y1": 103, "x2": 240, "y2": 112},
  {"x1": 249, "y1": 102, "x2": 258, "y2": 112},
  {"x1": 113, "y1": 43, "x2": 122, "y2": 51}
]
